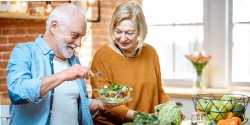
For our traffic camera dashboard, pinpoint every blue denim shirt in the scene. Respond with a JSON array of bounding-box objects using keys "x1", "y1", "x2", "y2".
[{"x1": 6, "y1": 35, "x2": 94, "y2": 125}]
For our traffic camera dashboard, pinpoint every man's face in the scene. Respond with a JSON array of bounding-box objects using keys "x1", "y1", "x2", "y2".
[
  {"x1": 54, "y1": 13, "x2": 87, "y2": 59},
  {"x1": 56, "y1": 32, "x2": 76, "y2": 58}
]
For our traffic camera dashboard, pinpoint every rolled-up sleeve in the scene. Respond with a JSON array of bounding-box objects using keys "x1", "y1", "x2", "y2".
[{"x1": 6, "y1": 44, "x2": 42, "y2": 105}]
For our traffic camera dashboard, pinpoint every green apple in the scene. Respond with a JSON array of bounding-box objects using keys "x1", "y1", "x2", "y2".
[
  {"x1": 206, "y1": 119, "x2": 217, "y2": 125},
  {"x1": 212, "y1": 99, "x2": 223, "y2": 105},
  {"x1": 210, "y1": 100, "x2": 227, "y2": 121},
  {"x1": 221, "y1": 95, "x2": 236, "y2": 111},
  {"x1": 197, "y1": 97, "x2": 213, "y2": 113},
  {"x1": 207, "y1": 114, "x2": 213, "y2": 120},
  {"x1": 232, "y1": 103, "x2": 245, "y2": 116}
]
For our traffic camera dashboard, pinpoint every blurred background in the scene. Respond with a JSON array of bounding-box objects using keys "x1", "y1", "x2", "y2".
[{"x1": 1, "y1": 0, "x2": 250, "y2": 122}]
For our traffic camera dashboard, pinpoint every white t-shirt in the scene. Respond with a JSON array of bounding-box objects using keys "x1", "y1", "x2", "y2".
[{"x1": 50, "y1": 59, "x2": 80, "y2": 125}]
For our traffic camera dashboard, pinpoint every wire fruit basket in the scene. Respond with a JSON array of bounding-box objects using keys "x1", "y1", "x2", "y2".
[{"x1": 192, "y1": 94, "x2": 249, "y2": 122}]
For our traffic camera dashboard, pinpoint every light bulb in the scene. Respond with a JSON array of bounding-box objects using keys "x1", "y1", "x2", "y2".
[{"x1": 45, "y1": 1, "x2": 53, "y2": 14}]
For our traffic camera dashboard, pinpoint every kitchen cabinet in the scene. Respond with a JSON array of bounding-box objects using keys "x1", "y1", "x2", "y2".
[
  {"x1": 1, "y1": 105, "x2": 10, "y2": 125},
  {"x1": 245, "y1": 104, "x2": 250, "y2": 118},
  {"x1": 173, "y1": 97, "x2": 195, "y2": 119}
]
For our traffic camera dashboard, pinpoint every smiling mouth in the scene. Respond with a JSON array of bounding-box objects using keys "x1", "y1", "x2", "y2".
[
  {"x1": 67, "y1": 44, "x2": 77, "y2": 50},
  {"x1": 120, "y1": 42, "x2": 129, "y2": 47},
  {"x1": 67, "y1": 46, "x2": 75, "y2": 51}
]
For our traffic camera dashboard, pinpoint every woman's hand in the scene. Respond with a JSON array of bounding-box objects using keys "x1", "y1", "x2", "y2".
[
  {"x1": 181, "y1": 112, "x2": 185, "y2": 120},
  {"x1": 125, "y1": 110, "x2": 136, "y2": 122}
]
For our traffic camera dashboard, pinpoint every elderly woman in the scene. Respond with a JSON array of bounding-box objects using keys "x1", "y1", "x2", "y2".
[{"x1": 90, "y1": 2, "x2": 184, "y2": 125}]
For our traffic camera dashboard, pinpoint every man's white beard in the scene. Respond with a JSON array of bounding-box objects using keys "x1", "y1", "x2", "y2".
[{"x1": 56, "y1": 36, "x2": 76, "y2": 58}]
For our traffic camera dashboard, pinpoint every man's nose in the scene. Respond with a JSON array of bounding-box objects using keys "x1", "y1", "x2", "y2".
[{"x1": 74, "y1": 38, "x2": 82, "y2": 47}]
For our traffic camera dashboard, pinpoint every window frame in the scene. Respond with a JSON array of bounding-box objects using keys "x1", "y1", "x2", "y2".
[
  {"x1": 228, "y1": 0, "x2": 250, "y2": 86},
  {"x1": 143, "y1": 0, "x2": 250, "y2": 87}
]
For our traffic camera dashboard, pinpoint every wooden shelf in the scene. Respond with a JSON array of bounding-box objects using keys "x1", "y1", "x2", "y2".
[{"x1": 0, "y1": 12, "x2": 48, "y2": 20}]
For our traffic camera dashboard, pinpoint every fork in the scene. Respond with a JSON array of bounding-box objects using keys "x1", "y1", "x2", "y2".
[
  {"x1": 94, "y1": 72, "x2": 109, "y2": 81},
  {"x1": 95, "y1": 72, "x2": 104, "y2": 77}
]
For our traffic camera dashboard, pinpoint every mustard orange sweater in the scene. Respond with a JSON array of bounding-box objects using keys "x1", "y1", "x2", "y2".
[{"x1": 90, "y1": 44, "x2": 170, "y2": 125}]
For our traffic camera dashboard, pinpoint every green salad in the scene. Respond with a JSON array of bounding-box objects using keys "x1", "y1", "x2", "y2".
[
  {"x1": 98, "y1": 84, "x2": 132, "y2": 105},
  {"x1": 123, "y1": 112, "x2": 158, "y2": 125}
]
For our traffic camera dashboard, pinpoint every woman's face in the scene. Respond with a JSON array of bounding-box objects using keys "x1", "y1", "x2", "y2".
[{"x1": 114, "y1": 19, "x2": 139, "y2": 53}]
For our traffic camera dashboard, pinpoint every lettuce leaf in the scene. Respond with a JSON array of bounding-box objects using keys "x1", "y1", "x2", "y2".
[{"x1": 155, "y1": 103, "x2": 182, "y2": 125}]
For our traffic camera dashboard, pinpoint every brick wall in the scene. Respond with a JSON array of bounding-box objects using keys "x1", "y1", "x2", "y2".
[{"x1": 0, "y1": 0, "x2": 140, "y2": 103}]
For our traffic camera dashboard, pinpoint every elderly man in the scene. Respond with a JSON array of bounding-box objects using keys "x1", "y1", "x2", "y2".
[{"x1": 6, "y1": 3, "x2": 108, "y2": 125}]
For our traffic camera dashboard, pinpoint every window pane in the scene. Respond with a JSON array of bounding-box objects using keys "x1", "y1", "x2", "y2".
[
  {"x1": 233, "y1": 0, "x2": 250, "y2": 22},
  {"x1": 143, "y1": 0, "x2": 204, "y2": 80},
  {"x1": 232, "y1": 24, "x2": 250, "y2": 82},
  {"x1": 145, "y1": 26, "x2": 173, "y2": 79},
  {"x1": 232, "y1": 0, "x2": 250, "y2": 82},
  {"x1": 145, "y1": 25, "x2": 204, "y2": 79},
  {"x1": 142, "y1": 0, "x2": 203, "y2": 25}
]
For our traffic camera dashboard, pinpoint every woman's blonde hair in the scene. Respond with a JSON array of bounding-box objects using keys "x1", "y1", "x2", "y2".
[{"x1": 109, "y1": 2, "x2": 148, "y2": 49}]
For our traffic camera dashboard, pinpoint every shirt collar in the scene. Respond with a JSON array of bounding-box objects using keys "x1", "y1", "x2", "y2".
[
  {"x1": 35, "y1": 35, "x2": 78, "y2": 64},
  {"x1": 35, "y1": 35, "x2": 54, "y2": 55}
]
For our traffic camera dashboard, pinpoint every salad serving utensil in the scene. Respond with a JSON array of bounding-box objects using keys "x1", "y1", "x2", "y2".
[
  {"x1": 94, "y1": 72, "x2": 104, "y2": 77},
  {"x1": 94, "y1": 72, "x2": 110, "y2": 81}
]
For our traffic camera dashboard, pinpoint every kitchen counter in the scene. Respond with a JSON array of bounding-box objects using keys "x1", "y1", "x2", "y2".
[
  {"x1": 165, "y1": 86, "x2": 250, "y2": 99},
  {"x1": 1, "y1": 85, "x2": 250, "y2": 124},
  {"x1": 165, "y1": 86, "x2": 250, "y2": 120},
  {"x1": 1, "y1": 86, "x2": 250, "y2": 105}
]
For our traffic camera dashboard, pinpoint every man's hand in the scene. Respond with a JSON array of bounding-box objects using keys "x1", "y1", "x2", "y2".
[
  {"x1": 40, "y1": 64, "x2": 94, "y2": 97},
  {"x1": 60, "y1": 64, "x2": 94, "y2": 81},
  {"x1": 89, "y1": 99, "x2": 112, "y2": 116}
]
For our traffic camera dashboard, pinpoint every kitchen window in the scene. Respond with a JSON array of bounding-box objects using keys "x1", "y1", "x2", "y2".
[
  {"x1": 142, "y1": 0, "x2": 250, "y2": 87},
  {"x1": 231, "y1": 0, "x2": 250, "y2": 85}
]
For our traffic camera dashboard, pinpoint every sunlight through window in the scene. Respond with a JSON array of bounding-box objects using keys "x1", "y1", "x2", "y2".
[
  {"x1": 142, "y1": 0, "x2": 203, "y2": 80},
  {"x1": 232, "y1": 0, "x2": 250, "y2": 82}
]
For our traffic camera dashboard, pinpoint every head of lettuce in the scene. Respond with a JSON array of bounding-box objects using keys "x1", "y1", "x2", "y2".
[
  {"x1": 155, "y1": 103, "x2": 182, "y2": 125},
  {"x1": 123, "y1": 103, "x2": 182, "y2": 125}
]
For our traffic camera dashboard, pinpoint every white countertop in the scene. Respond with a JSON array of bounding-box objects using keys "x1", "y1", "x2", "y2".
[{"x1": 164, "y1": 85, "x2": 250, "y2": 99}]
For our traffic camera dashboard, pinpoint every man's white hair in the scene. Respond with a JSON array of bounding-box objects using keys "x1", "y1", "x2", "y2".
[{"x1": 46, "y1": 3, "x2": 86, "y2": 31}]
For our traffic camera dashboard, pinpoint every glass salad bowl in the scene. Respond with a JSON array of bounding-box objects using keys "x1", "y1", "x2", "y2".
[{"x1": 95, "y1": 84, "x2": 133, "y2": 106}]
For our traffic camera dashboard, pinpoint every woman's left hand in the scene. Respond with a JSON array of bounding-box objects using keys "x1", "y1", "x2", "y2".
[{"x1": 181, "y1": 112, "x2": 185, "y2": 120}]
